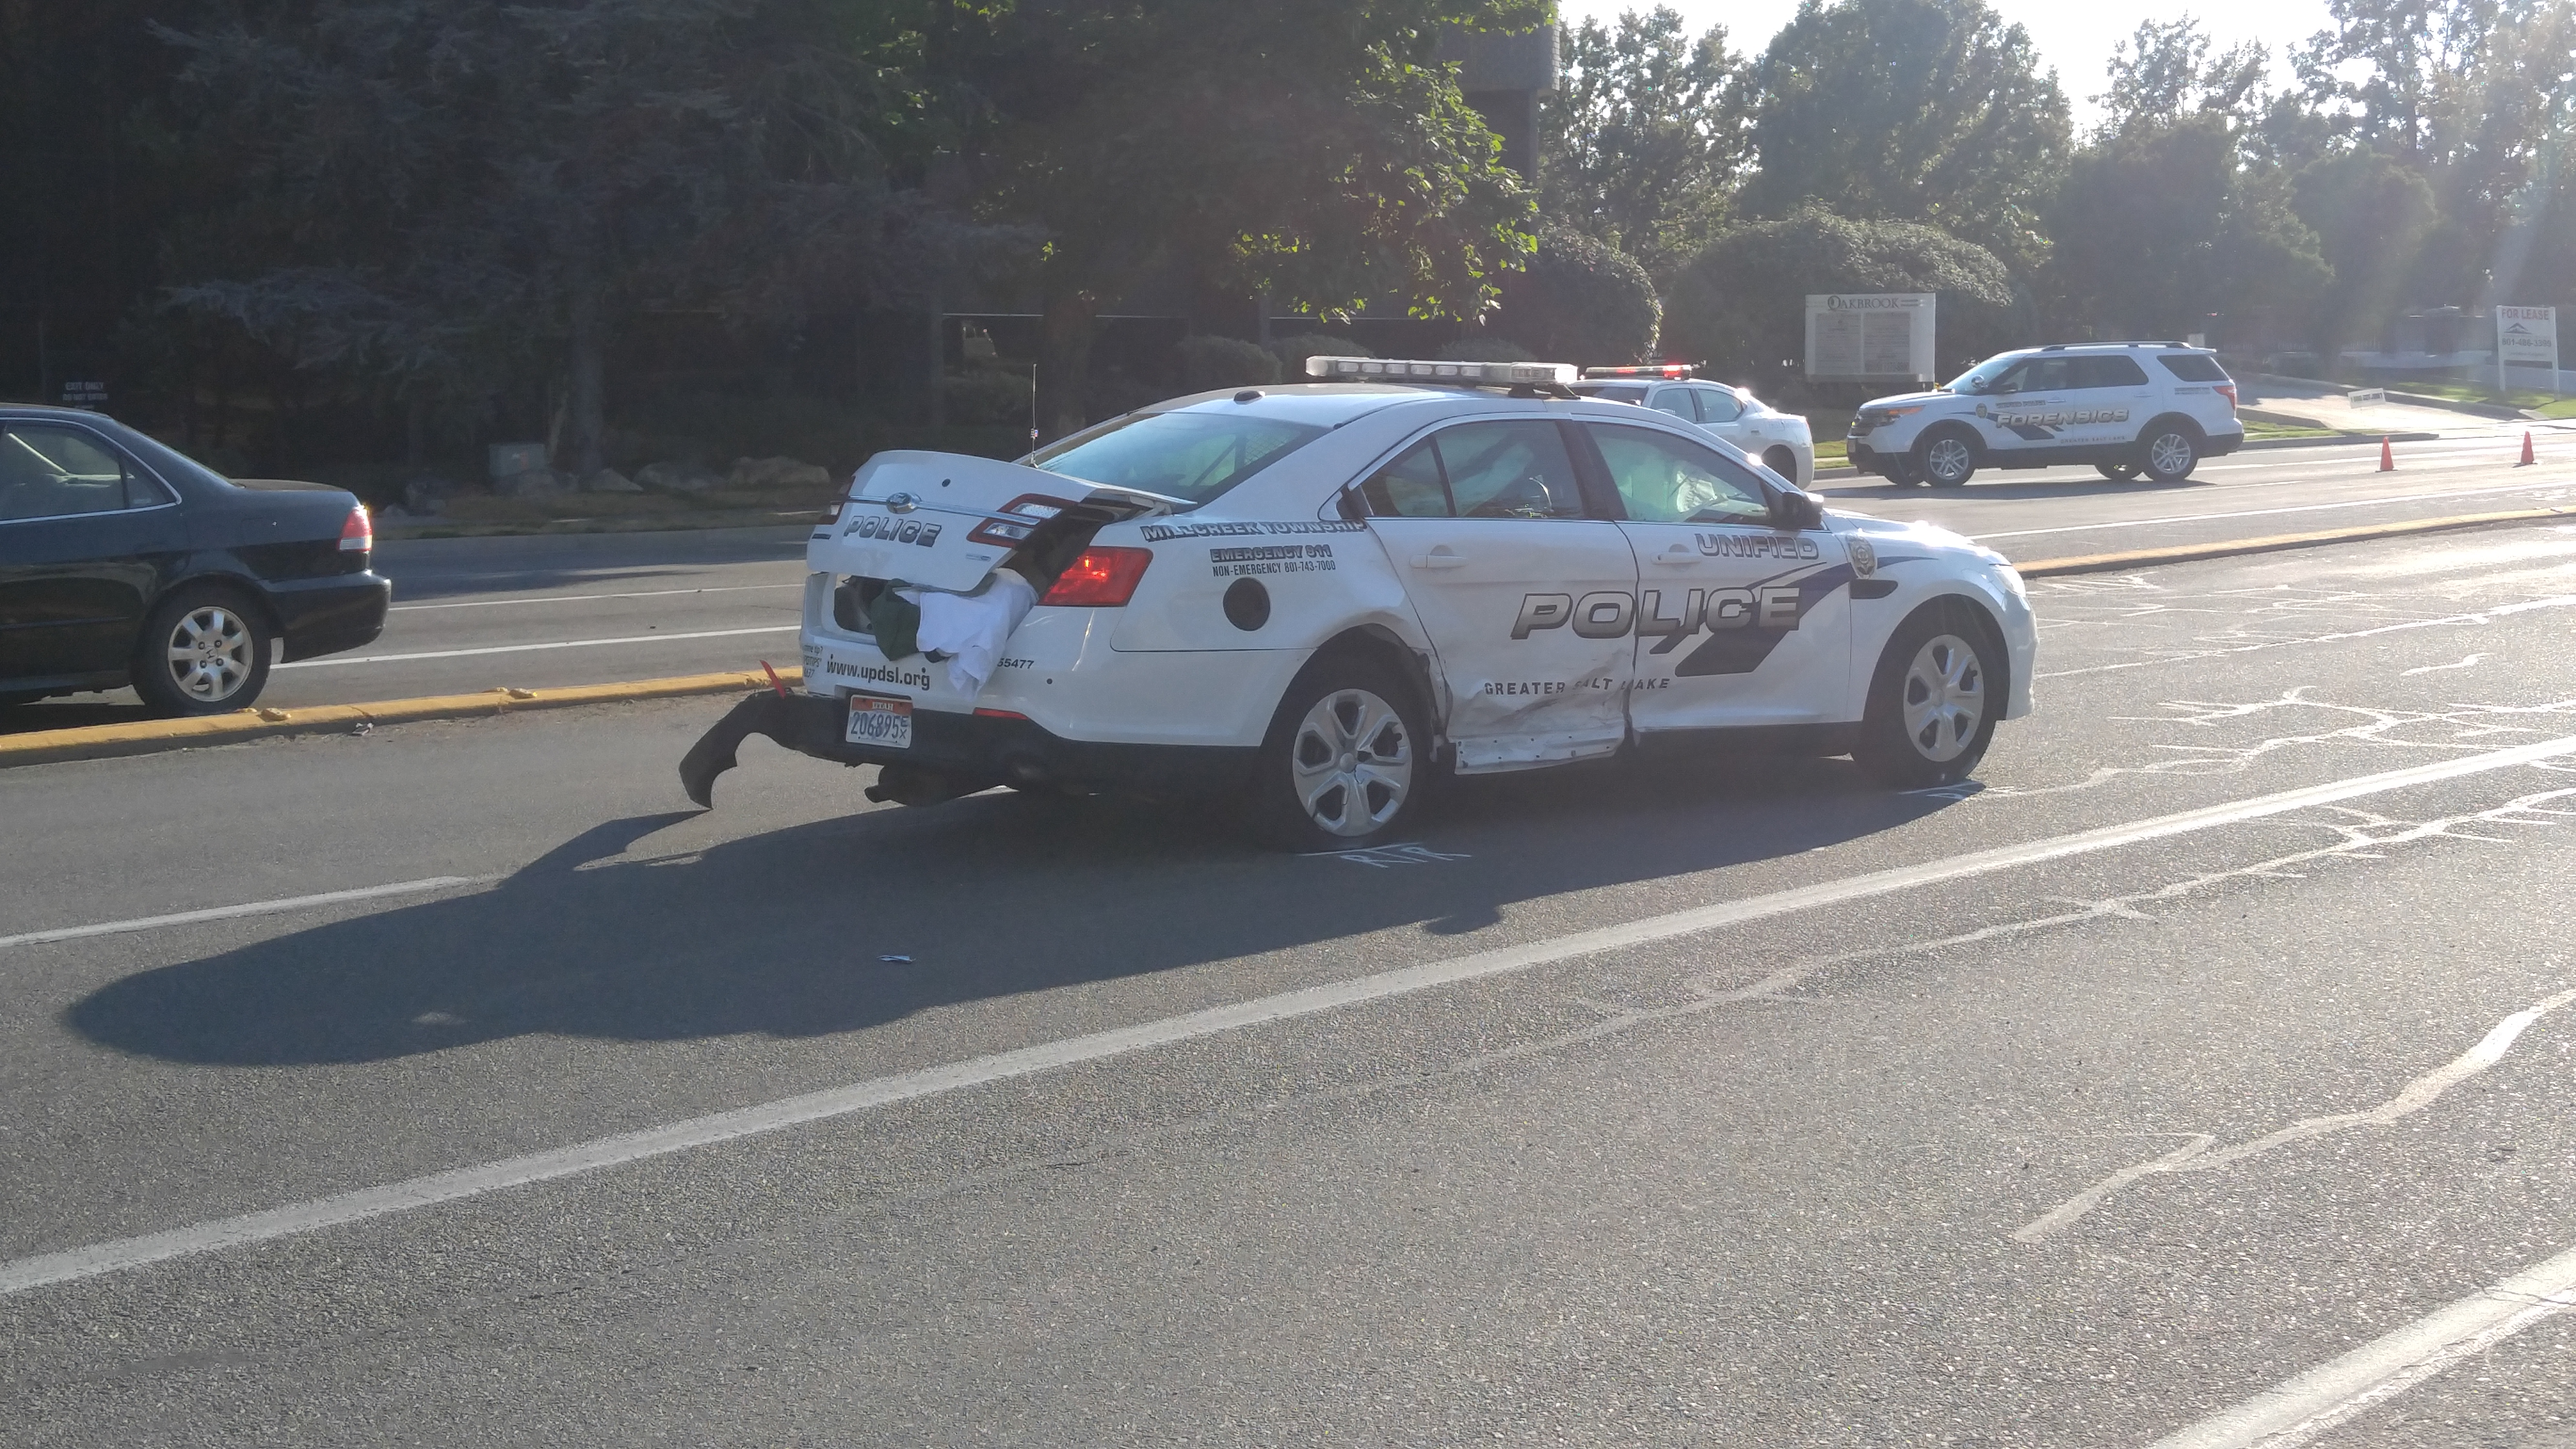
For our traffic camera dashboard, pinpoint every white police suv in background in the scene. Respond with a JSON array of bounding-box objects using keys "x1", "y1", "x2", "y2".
[
  {"x1": 681, "y1": 355, "x2": 2036, "y2": 850},
  {"x1": 1571, "y1": 365, "x2": 1817, "y2": 488},
  {"x1": 1847, "y1": 342, "x2": 2244, "y2": 488}
]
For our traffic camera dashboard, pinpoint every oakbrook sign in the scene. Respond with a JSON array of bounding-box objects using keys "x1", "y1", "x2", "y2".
[{"x1": 1805, "y1": 293, "x2": 1936, "y2": 383}]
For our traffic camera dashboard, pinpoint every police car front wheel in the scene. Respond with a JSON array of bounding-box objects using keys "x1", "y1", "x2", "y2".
[
  {"x1": 1852, "y1": 608, "x2": 1998, "y2": 788},
  {"x1": 1251, "y1": 660, "x2": 1427, "y2": 851}
]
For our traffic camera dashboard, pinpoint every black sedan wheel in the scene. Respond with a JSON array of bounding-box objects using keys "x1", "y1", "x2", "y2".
[{"x1": 134, "y1": 586, "x2": 273, "y2": 715}]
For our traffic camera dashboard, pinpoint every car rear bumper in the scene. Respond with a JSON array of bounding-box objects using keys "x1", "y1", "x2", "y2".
[
  {"x1": 681, "y1": 689, "x2": 1258, "y2": 804},
  {"x1": 2203, "y1": 429, "x2": 2245, "y2": 457},
  {"x1": 268, "y1": 572, "x2": 390, "y2": 662}
]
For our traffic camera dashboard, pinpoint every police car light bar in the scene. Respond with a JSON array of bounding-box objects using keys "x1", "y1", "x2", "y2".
[
  {"x1": 1304, "y1": 356, "x2": 1579, "y2": 386},
  {"x1": 1579, "y1": 364, "x2": 1695, "y2": 380}
]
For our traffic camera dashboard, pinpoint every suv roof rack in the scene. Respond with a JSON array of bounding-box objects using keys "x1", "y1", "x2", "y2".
[{"x1": 2040, "y1": 340, "x2": 2189, "y2": 351}]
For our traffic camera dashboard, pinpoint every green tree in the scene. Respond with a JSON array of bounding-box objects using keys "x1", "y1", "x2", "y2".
[
  {"x1": 2048, "y1": 115, "x2": 2330, "y2": 339},
  {"x1": 958, "y1": 0, "x2": 1546, "y2": 437},
  {"x1": 2291, "y1": 148, "x2": 2440, "y2": 353},
  {"x1": 158, "y1": 0, "x2": 949, "y2": 476},
  {"x1": 1737, "y1": 0, "x2": 2070, "y2": 275},
  {"x1": 1483, "y1": 225, "x2": 1662, "y2": 362},
  {"x1": 1540, "y1": 7, "x2": 1747, "y2": 277},
  {"x1": 1662, "y1": 210, "x2": 2018, "y2": 382},
  {"x1": 2095, "y1": 17, "x2": 2269, "y2": 135}
]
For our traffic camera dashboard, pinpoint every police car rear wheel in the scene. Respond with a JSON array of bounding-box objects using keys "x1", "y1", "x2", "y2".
[
  {"x1": 1252, "y1": 663, "x2": 1425, "y2": 850},
  {"x1": 1852, "y1": 609, "x2": 1997, "y2": 787},
  {"x1": 2141, "y1": 425, "x2": 2199, "y2": 482}
]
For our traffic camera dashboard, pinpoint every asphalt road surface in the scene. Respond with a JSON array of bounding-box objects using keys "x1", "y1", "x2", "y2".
[
  {"x1": 5, "y1": 424, "x2": 2570, "y2": 734},
  {"x1": 7, "y1": 523, "x2": 2576, "y2": 1445}
]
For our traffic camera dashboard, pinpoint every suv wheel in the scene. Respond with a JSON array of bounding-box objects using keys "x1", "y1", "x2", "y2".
[
  {"x1": 2140, "y1": 422, "x2": 2200, "y2": 483},
  {"x1": 1914, "y1": 428, "x2": 1979, "y2": 488},
  {"x1": 133, "y1": 585, "x2": 273, "y2": 716},
  {"x1": 2094, "y1": 461, "x2": 2140, "y2": 481},
  {"x1": 1249, "y1": 656, "x2": 1427, "y2": 851}
]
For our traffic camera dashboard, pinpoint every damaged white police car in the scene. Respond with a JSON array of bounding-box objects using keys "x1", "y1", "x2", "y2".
[{"x1": 680, "y1": 356, "x2": 2036, "y2": 850}]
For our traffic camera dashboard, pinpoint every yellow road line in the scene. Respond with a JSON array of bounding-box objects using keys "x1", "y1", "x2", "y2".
[{"x1": 2016, "y1": 505, "x2": 2576, "y2": 577}]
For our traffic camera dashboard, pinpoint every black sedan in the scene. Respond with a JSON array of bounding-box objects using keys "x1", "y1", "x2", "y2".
[{"x1": 0, "y1": 405, "x2": 390, "y2": 715}]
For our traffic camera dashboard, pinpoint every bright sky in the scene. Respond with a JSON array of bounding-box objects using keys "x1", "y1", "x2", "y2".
[{"x1": 1558, "y1": 0, "x2": 2339, "y2": 127}]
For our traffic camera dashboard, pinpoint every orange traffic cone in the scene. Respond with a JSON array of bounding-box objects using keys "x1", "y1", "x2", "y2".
[
  {"x1": 2380, "y1": 435, "x2": 2395, "y2": 471},
  {"x1": 2517, "y1": 430, "x2": 2537, "y2": 467}
]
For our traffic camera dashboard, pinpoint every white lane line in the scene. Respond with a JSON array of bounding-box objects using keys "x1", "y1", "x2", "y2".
[
  {"x1": 2145, "y1": 1240, "x2": 2576, "y2": 1448},
  {"x1": 2404, "y1": 653, "x2": 2489, "y2": 676},
  {"x1": 2034, "y1": 594, "x2": 2576, "y2": 680},
  {"x1": 390, "y1": 583, "x2": 799, "y2": 612},
  {"x1": 2017, "y1": 987, "x2": 2576, "y2": 1243},
  {"x1": 7, "y1": 731, "x2": 2576, "y2": 1299},
  {"x1": 1972, "y1": 479, "x2": 2576, "y2": 542},
  {"x1": 0, "y1": 877, "x2": 488, "y2": 951},
  {"x1": 273, "y1": 625, "x2": 797, "y2": 669}
]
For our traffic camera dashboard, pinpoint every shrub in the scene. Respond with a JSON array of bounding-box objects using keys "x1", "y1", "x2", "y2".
[
  {"x1": 1174, "y1": 335, "x2": 1281, "y2": 392},
  {"x1": 1436, "y1": 336, "x2": 1538, "y2": 362},
  {"x1": 939, "y1": 368, "x2": 1036, "y2": 427},
  {"x1": 1664, "y1": 210, "x2": 2021, "y2": 385},
  {"x1": 1486, "y1": 227, "x2": 1660, "y2": 365}
]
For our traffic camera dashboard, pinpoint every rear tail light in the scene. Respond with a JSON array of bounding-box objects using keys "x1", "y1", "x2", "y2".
[
  {"x1": 820, "y1": 499, "x2": 844, "y2": 525},
  {"x1": 1038, "y1": 547, "x2": 1152, "y2": 607},
  {"x1": 339, "y1": 504, "x2": 372, "y2": 553},
  {"x1": 2217, "y1": 384, "x2": 2238, "y2": 414}
]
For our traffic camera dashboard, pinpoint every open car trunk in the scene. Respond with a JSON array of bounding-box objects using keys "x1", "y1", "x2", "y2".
[{"x1": 813, "y1": 451, "x2": 1170, "y2": 596}]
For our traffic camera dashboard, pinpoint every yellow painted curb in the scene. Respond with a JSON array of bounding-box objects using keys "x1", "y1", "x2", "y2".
[
  {"x1": 0, "y1": 668, "x2": 798, "y2": 769},
  {"x1": 2016, "y1": 506, "x2": 2576, "y2": 578}
]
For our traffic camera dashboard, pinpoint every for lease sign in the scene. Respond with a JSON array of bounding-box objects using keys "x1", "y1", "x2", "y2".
[{"x1": 2497, "y1": 306, "x2": 2558, "y2": 374}]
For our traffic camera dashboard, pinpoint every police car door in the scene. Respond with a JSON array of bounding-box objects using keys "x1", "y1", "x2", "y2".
[
  {"x1": 1581, "y1": 420, "x2": 1853, "y2": 730},
  {"x1": 1356, "y1": 419, "x2": 1636, "y2": 771}
]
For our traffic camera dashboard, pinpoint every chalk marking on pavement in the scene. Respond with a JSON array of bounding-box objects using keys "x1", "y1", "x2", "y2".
[
  {"x1": 2404, "y1": 653, "x2": 2489, "y2": 675},
  {"x1": 274, "y1": 625, "x2": 798, "y2": 669},
  {"x1": 1973, "y1": 479, "x2": 2576, "y2": 543},
  {"x1": 2035, "y1": 594, "x2": 2576, "y2": 680},
  {"x1": 8, "y1": 733, "x2": 2576, "y2": 1299},
  {"x1": 2017, "y1": 986, "x2": 2576, "y2": 1244},
  {"x1": 391, "y1": 583, "x2": 799, "y2": 612},
  {"x1": 2143, "y1": 1239, "x2": 2576, "y2": 1448},
  {"x1": 0, "y1": 876, "x2": 488, "y2": 951}
]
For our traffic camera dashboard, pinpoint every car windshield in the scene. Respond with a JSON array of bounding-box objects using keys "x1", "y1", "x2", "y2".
[
  {"x1": 1943, "y1": 355, "x2": 2023, "y2": 394},
  {"x1": 1029, "y1": 411, "x2": 1326, "y2": 504}
]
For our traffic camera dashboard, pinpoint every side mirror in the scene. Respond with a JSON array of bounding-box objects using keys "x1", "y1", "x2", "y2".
[{"x1": 1771, "y1": 489, "x2": 1824, "y2": 531}]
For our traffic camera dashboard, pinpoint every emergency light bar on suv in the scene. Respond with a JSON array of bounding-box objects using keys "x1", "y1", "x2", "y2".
[{"x1": 1304, "y1": 356, "x2": 1578, "y2": 386}]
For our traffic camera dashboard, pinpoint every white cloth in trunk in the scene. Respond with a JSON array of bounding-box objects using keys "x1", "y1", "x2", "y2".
[{"x1": 901, "y1": 568, "x2": 1038, "y2": 697}]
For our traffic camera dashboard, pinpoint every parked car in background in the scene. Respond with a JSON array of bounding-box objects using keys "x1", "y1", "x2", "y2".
[
  {"x1": 0, "y1": 405, "x2": 390, "y2": 714},
  {"x1": 1570, "y1": 366, "x2": 1817, "y2": 488},
  {"x1": 1846, "y1": 342, "x2": 2245, "y2": 487}
]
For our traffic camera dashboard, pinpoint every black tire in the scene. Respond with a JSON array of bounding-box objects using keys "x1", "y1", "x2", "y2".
[
  {"x1": 132, "y1": 584, "x2": 273, "y2": 716},
  {"x1": 2094, "y1": 461, "x2": 2140, "y2": 481},
  {"x1": 2139, "y1": 420, "x2": 2200, "y2": 482},
  {"x1": 1247, "y1": 654, "x2": 1429, "y2": 851},
  {"x1": 1761, "y1": 446, "x2": 1800, "y2": 482},
  {"x1": 1851, "y1": 604, "x2": 2001, "y2": 788},
  {"x1": 1913, "y1": 427, "x2": 1979, "y2": 488}
]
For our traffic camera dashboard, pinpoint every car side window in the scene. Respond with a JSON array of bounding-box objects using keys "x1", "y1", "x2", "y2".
[
  {"x1": 0, "y1": 425, "x2": 147, "y2": 522},
  {"x1": 2074, "y1": 356, "x2": 2150, "y2": 388},
  {"x1": 1587, "y1": 423, "x2": 1773, "y2": 525},
  {"x1": 1695, "y1": 387, "x2": 1744, "y2": 423},
  {"x1": 1648, "y1": 388, "x2": 1696, "y2": 422},
  {"x1": 1358, "y1": 439, "x2": 1451, "y2": 518},
  {"x1": 2012, "y1": 358, "x2": 2072, "y2": 392},
  {"x1": 1359, "y1": 421, "x2": 1588, "y2": 520}
]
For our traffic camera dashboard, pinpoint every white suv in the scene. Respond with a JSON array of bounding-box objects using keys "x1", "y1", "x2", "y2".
[{"x1": 1846, "y1": 343, "x2": 2244, "y2": 488}]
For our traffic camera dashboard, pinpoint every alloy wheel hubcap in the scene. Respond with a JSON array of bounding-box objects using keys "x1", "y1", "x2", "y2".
[
  {"x1": 1291, "y1": 687, "x2": 1413, "y2": 837},
  {"x1": 167, "y1": 606, "x2": 253, "y2": 702},
  {"x1": 1927, "y1": 439, "x2": 1972, "y2": 481},
  {"x1": 1900, "y1": 633, "x2": 1984, "y2": 762},
  {"x1": 2150, "y1": 434, "x2": 2192, "y2": 474}
]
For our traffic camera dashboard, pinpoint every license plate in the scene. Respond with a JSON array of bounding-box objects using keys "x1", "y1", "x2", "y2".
[{"x1": 845, "y1": 695, "x2": 912, "y2": 749}]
